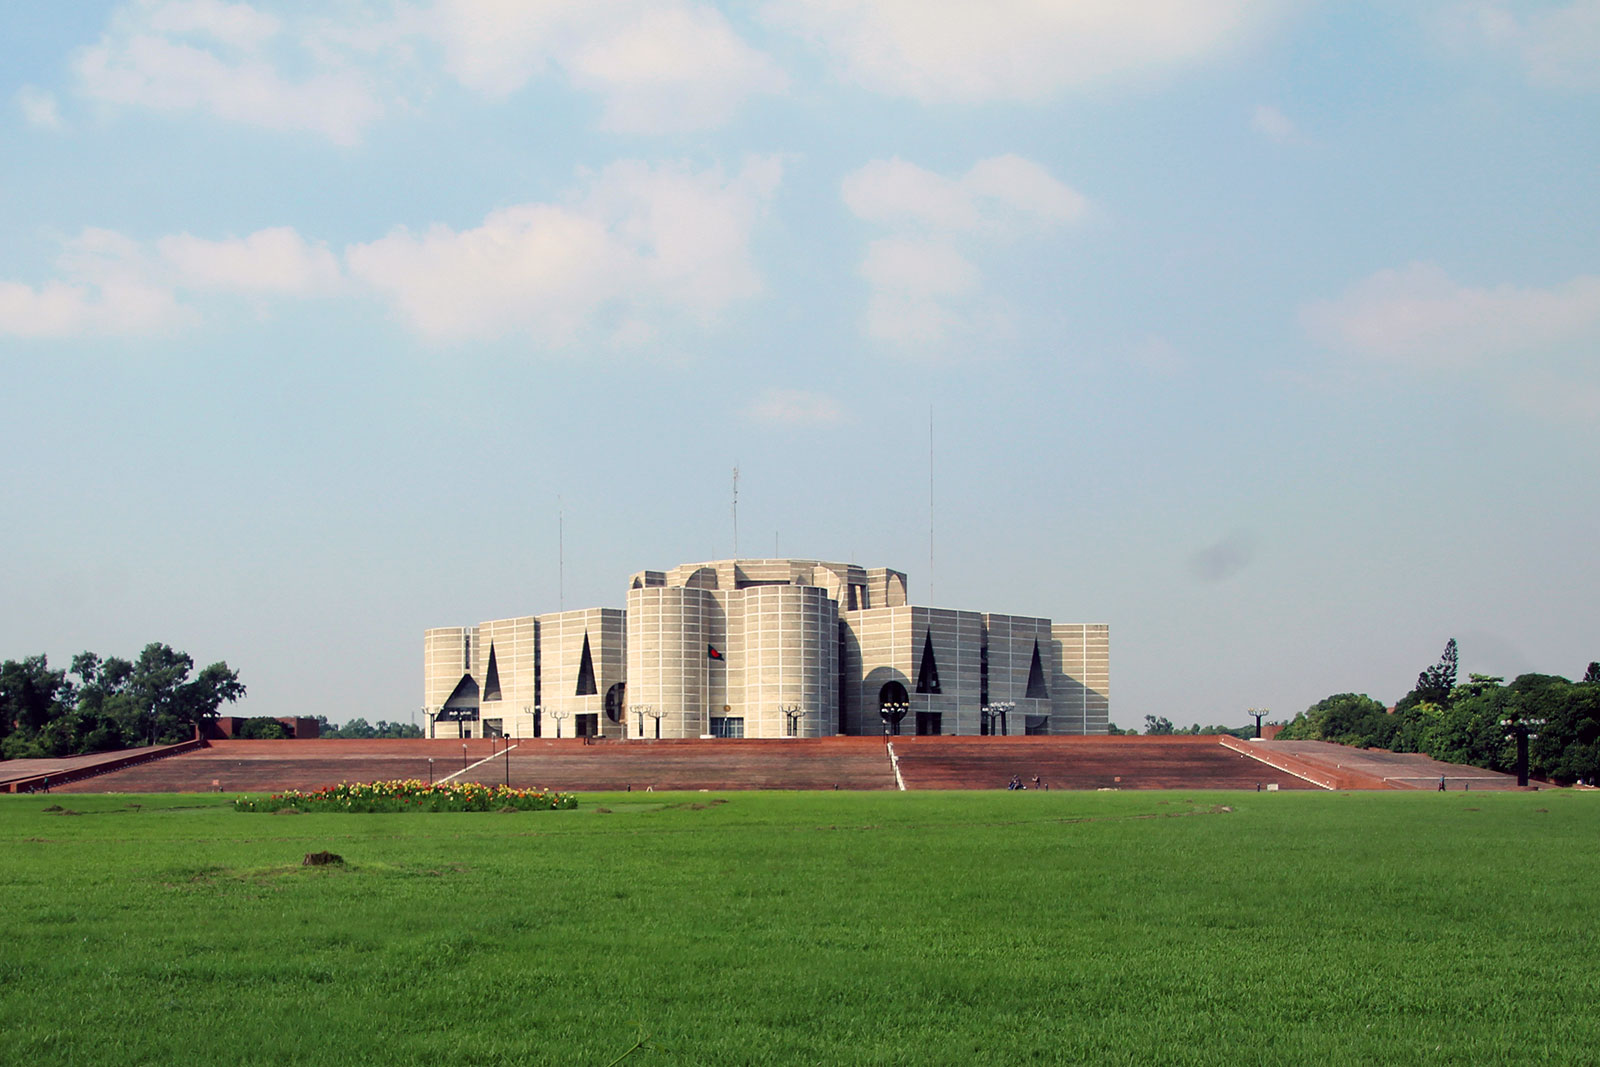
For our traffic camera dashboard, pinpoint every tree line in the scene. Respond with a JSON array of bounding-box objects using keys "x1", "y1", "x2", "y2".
[
  {"x1": 309, "y1": 716, "x2": 422, "y2": 740},
  {"x1": 1277, "y1": 639, "x2": 1600, "y2": 785},
  {"x1": 228, "y1": 715, "x2": 422, "y2": 739},
  {"x1": 1106, "y1": 716, "x2": 1255, "y2": 738},
  {"x1": 1, "y1": 645, "x2": 245, "y2": 759}
]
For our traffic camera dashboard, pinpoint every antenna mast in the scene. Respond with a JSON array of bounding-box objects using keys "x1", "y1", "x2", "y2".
[
  {"x1": 732, "y1": 464, "x2": 740, "y2": 558},
  {"x1": 928, "y1": 405, "x2": 935, "y2": 603},
  {"x1": 558, "y1": 496, "x2": 564, "y2": 611}
]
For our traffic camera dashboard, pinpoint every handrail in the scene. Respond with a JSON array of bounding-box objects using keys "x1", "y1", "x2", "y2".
[{"x1": 3, "y1": 737, "x2": 209, "y2": 794}]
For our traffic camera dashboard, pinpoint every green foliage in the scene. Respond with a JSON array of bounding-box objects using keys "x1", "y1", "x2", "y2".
[
  {"x1": 1276, "y1": 693, "x2": 1393, "y2": 747},
  {"x1": 1292, "y1": 669, "x2": 1600, "y2": 784},
  {"x1": 1397, "y1": 637, "x2": 1459, "y2": 712},
  {"x1": 1179, "y1": 723, "x2": 1255, "y2": 738},
  {"x1": 1584, "y1": 661, "x2": 1600, "y2": 685},
  {"x1": 3, "y1": 790, "x2": 1598, "y2": 1066},
  {"x1": 1143, "y1": 714, "x2": 1175, "y2": 735},
  {"x1": 233, "y1": 780, "x2": 577, "y2": 813},
  {"x1": 235, "y1": 717, "x2": 290, "y2": 740},
  {"x1": 0, "y1": 655, "x2": 72, "y2": 743},
  {"x1": 311, "y1": 715, "x2": 423, "y2": 739},
  {"x1": 0, "y1": 644, "x2": 244, "y2": 756}
]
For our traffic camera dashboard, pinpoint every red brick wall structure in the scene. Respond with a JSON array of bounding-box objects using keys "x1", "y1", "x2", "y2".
[
  {"x1": 204, "y1": 716, "x2": 320, "y2": 740},
  {"x1": 1222, "y1": 738, "x2": 1533, "y2": 791},
  {"x1": 63, "y1": 737, "x2": 901, "y2": 794},
  {"x1": 887, "y1": 735, "x2": 1321, "y2": 791},
  {"x1": 1, "y1": 739, "x2": 209, "y2": 793},
  {"x1": 47, "y1": 734, "x2": 1514, "y2": 795},
  {"x1": 53, "y1": 738, "x2": 507, "y2": 794}
]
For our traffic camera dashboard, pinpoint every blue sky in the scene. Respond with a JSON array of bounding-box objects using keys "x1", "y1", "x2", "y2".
[{"x1": 3, "y1": 0, "x2": 1596, "y2": 729}]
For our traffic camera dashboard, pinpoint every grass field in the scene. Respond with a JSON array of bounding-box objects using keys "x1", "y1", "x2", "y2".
[{"x1": 2, "y1": 789, "x2": 1596, "y2": 1066}]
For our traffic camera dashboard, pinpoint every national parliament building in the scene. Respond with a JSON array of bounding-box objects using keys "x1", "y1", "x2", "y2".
[{"x1": 424, "y1": 558, "x2": 1108, "y2": 740}]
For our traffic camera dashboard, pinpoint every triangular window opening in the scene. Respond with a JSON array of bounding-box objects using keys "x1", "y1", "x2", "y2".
[
  {"x1": 916, "y1": 631, "x2": 942, "y2": 694},
  {"x1": 1026, "y1": 639, "x2": 1048, "y2": 699},
  {"x1": 482, "y1": 643, "x2": 502, "y2": 702},
  {"x1": 575, "y1": 633, "x2": 598, "y2": 696}
]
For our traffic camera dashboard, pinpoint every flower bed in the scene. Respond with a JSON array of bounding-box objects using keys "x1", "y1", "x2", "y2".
[{"x1": 233, "y1": 780, "x2": 577, "y2": 813}]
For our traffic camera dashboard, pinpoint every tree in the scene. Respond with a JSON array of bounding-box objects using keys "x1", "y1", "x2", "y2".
[
  {"x1": 1276, "y1": 693, "x2": 1394, "y2": 748},
  {"x1": 1417, "y1": 638, "x2": 1459, "y2": 703},
  {"x1": 236, "y1": 717, "x2": 289, "y2": 739},
  {"x1": 1584, "y1": 662, "x2": 1600, "y2": 685},
  {"x1": 1291, "y1": 672, "x2": 1600, "y2": 785},
  {"x1": 1143, "y1": 715, "x2": 1174, "y2": 735},
  {"x1": 3, "y1": 644, "x2": 243, "y2": 755},
  {"x1": 120, "y1": 644, "x2": 244, "y2": 745},
  {"x1": 0, "y1": 656, "x2": 70, "y2": 741}
]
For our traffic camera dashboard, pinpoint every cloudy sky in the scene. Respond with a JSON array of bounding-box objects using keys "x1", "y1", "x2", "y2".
[{"x1": 3, "y1": 0, "x2": 1596, "y2": 729}]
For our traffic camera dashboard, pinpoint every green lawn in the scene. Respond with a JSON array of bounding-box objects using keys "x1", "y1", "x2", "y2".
[{"x1": 2, "y1": 789, "x2": 1595, "y2": 1066}]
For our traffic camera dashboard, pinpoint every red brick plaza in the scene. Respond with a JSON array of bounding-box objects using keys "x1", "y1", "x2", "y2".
[{"x1": 2, "y1": 735, "x2": 1528, "y2": 795}]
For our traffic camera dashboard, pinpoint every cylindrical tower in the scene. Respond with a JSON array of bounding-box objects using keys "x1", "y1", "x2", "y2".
[
  {"x1": 626, "y1": 585, "x2": 712, "y2": 738},
  {"x1": 740, "y1": 585, "x2": 837, "y2": 737}
]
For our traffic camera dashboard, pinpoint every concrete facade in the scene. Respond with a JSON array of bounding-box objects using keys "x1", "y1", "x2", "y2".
[{"x1": 425, "y1": 558, "x2": 1108, "y2": 739}]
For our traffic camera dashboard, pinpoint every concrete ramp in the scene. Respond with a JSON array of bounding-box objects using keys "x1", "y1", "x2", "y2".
[
  {"x1": 890, "y1": 735, "x2": 1318, "y2": 791},
  {"x1": 1224, "y1": 738, "x2": 1531, "y2": 790}
]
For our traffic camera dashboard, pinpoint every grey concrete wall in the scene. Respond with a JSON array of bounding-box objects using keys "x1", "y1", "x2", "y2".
[
  {"x1": 1051, "y1": 623, "x2": 1111, "y2": 734},
  {"x1": 428, "y1": 557, "x2": 1109, "y2": 739},
  {"x1": 626, "y1": 586, "x2": 714, "y2": 739},
  {"x1": 539, "y1": 608, "x2": 625, "y2": 738}
]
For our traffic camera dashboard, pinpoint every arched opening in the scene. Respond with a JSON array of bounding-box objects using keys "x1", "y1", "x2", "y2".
[
  {"x1": 878, "y1": 680, "x2": 909, "y2": 736},
  {"x1": 604, "y1": 682, "x2": 626, "y2": 727}
]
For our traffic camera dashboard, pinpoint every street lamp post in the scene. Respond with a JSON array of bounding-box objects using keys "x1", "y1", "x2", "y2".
[
  {"x1": 462, "y1": 743, "x2": 468, "y2": 772},
  {"x1": 782, "y1": 703, "x2": 803, "y2": 737},
  {"x1": 1246, "y1": 707, "x2": 1269, "y2": 739},
  {"x1": 428, "y1": 758, "x2": 434, "y2": 785},
  {"x1": 986, "y1": 701, "x2": 1015, "y2": 736},
  {"x1": 1500, "y1": 715, "x2": 1547, "y2": 788},
  {"x1": 549, "y1": 706, "x2": 571, "y2": 739},
  {"x1": 637, "y1": 705, "x2": 663, "y2": 739},
  {"x1": 880, "y1": 701, "x2": 908, "y2": 736}
]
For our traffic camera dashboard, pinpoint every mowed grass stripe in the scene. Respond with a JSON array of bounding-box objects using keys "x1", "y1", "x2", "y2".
[{"x1": 2, "y1": 790, "x2": 1595, "y2": 1066}]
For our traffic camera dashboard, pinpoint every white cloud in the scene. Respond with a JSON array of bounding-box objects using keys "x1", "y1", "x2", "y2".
[
  {"x1": 566, "y1": 6, "x2": 789, "y2": 132},
  {"x1": 15, "y1": 86, "x2": 64, "y2": 130},
  {"x1": 843, "y1": 155, "x2": 1085, "y2": 347},
  {"x1": 0, "y1": 158, "x2": 780, "y2": 346},
  {"x1": 66, "y1": 1, "x2": 784, "y2": 140},
  {"x1": 0, "y1": 280, "x2": 186, "y2": 338},
  {"x1": 745, "y1": 388, "x2": 844, "y2": 424},
  {"x1": 1304, "y1": 262, "x2": 1600, "y2": 367},
  {"x1": 1304, "y1": 262, "x2": 1600, "y2": 420},
  {"x1": 157, "y1": 227, "x2": 344, "y2": 294},
  {"x1": 428, "y1": 0, "x2": 787, "y2": 131},
  {"x1": 1443, "y1": 1, "x2": 1600, "y2": 90},
  {"x1": 765, "y1": 0, "x2": 1291, "y2": 102},
  {"x1": 0, "y1": 224, "x2": 349, "y2": 338},
  {"x1": 0, "y1": 228, "x2": 192, "y2": 338},
  {"x1": 345, "y1": 156, "x2": 782, "y2": 343},
  {"x1": 843, "y1": 155, "x2": 1087, "y2": 234},
  {"x1": 143, "y1": 0, "x2": 282, "y2": 50},
  {"x1": 859, "y1": 237, "x2": 979, "y2": 296},
  {"x1": 74, "y1": 1, "x2": 383, "y2": 144},
  {"x1": 1251, "y1": 103, "x2": 1295, "y2": 141}
]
